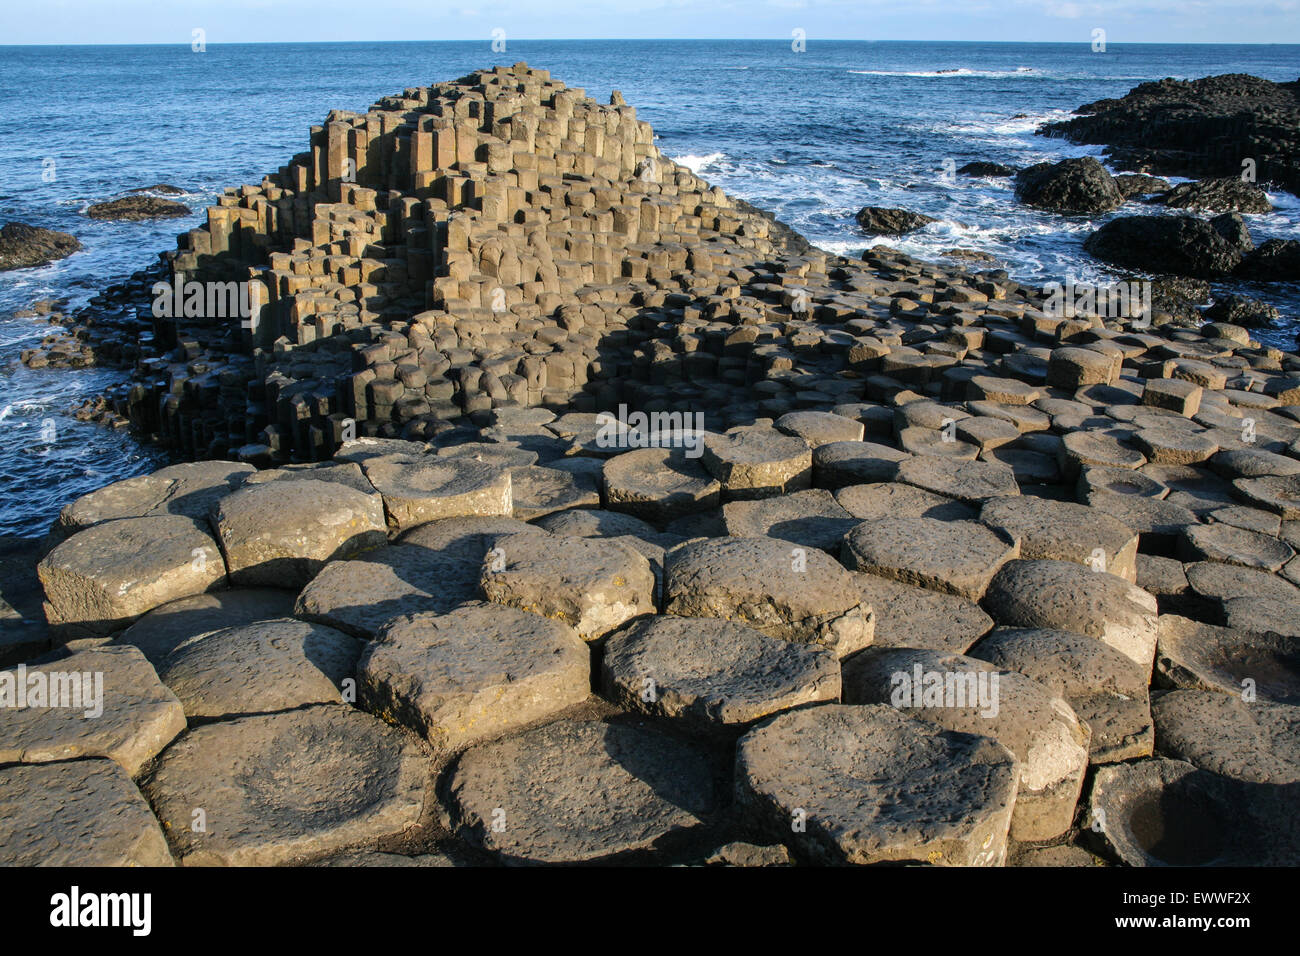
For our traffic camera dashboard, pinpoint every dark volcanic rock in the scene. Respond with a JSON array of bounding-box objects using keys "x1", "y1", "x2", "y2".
[
  {"x1": 0, "y1": 222, "x2": 81, "y2": 271},
  {"x1": 958, "y1": 161, "x2": 1016, "y2": 177},
  {"x1": 1114, "y1": 173, "x2": 1171, "y2": 198},
  {"x1": 1202, "y1": 294, "x2": 1280, "y2": 328},
  {"x1": 1159, "y1": 177, "x2": 1272, "y2": 213},
  {"x1": 1083, "y1": 215, "x2": 1245, "y2": 277},
  {"x1": 855, "y1": 206, "x2": 937, "y2": 235},
  {"x1": 1210, "y1": 212, "x2": 1254, "y2": 253},
  {"x1": 1014, "y1": 157, "x2": 1124, "y2": 214},
  {"x1": 1236, "y1": 238, "x2": 1300, "y2": 281},
  {"x1": 127, "y1": 184, "x2": 187, "y2": 195},
  {"x1": 86, "y1": 196, "x2": 191, "y2": 220},
  {"x1": 1040, "y1": 74, "x2": 1300, "y2": 196}
]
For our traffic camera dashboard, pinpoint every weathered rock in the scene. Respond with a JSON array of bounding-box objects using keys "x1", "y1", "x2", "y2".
[
  {"x1": 602, "y1": 614, "x2": 839, "y2": 727},
  {"x1": 812, "y1": 441, "x2": 909, "y2": 487},
  {"x1": 1203, "y1": 293, "x2": 1279, "y2": 328},
  {"x1": 701, "y1": 425, "x2": 812, "y2": 500},
  {"x1": 970, "y1": 627, "x2": 1153, "y2": 763},
  {"x1": 361, "y1": 457, "x2": 512, "y2": 532},
  {"x1": 735, "y1": 704, "x2": 1019, "y2": 865},
  {"x1": 896, "y1": 456, "x2": 1020, "y2": 503},
  {"x1": 1083, "y1": 215, "x2": 1245, "y2": 277},
  {"x1": 1155, "y1": 615, "x2": 1299, "y2": 705},
  {"x1": 1113, "y1": 173, "x2": 1170, "y2": 198},
  {"x1": 775, "y1": 410, "x2": 865, "y2": 447},
  {"x1": 294, "y1": 544, "x2": 482, "y2": 638},
  {"x1": 1180, "y1": 521, "x2": 1294, "y2": 571},
  {"x1": 397, "y1": 515, "x2": 538, "y2": 564},
  {"x1": 959, "y1": 161, "x2": 1016, "y2": 177},
  {"x1": 843, "y1": 648, "x2": 1090, "y2": 841},
  {"x1": 145, "y1": 705, "x2": 427, "y2": 866},
  {"x1": 39, "y1": 515, "x2": 227, "y2": 639},
  {"x1": 1160, "y1": 177, "x2": 1272, "y2": 213},
  {"x1": 663, "y1": 536, "x2": 874, "y2": 657},
  {"x1": 1233, "y1": 474, "x2": 1300, "y2": 520},
  {"x1": 211, "y1": 479, "x2": 386, "y2": 590},
  {"x1": 156, "y1": 618, "x2": 362, "y2": 721},
  {"x1": 116, "y1": 589, "x2": 297, "y2": 665},
  {"x1": 983, "y1": 559, "x2": 1160, "y2": 676},
  {"x1": 980, "y1": 495, "x2": 1139, "y2": 582},
  {"x1": 603, "y1": 447, "x2": 721, "y2": 525},
  {"x1": 479, "y1": 531, "x2": 655, "y2": 641},
  {"x1": 853, "y1": 572, "x2": 993, "y2": 653},
  {"x1": 1153, "y1": 689, "x2": 1300, "y2": 784},
  {"x1": 855, "y1": 206, "x2": 937, "y2": 235},
  {"x1": 835, "y1": 482, "x2": 975, "y2": 521},
  {"x1": 506, "y1": 464, "x2": 600, "y2": 520},
  {"x1": 723, "y1": 488, "x2": 856, "y2": 552},
  {"x1": 446, "y1": 718, "x2": 715, "y2": 864},
  {"x1": 0, "y1": 222, "x2": 82, "y2": 271},
  {"x1": 0, "y1": 645, "x2": 185, "y2": 776},
  {"x1": 842, "y1": 517, "x2": 1019, "y2": 600},
  {"x1": 0, "y1": 760, "x2": 173, "y2": 866},
  {"x1": 1014, "y1": 157, "x2": 1123, "y2": 214},
  {"x1": 359, "y1": 602, "x2": 589, "y2": 750},
  {"x1": 86, "y1": 196, "x2": 190, "y2": 220}
]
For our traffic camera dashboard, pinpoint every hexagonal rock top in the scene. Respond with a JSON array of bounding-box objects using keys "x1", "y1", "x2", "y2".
[
  {"x1": 0, "y1": 760, "x2": 174, "y2": 866},
  {"x1": 969, "y1": 626, "x2": 1152, "y2": 764},
  {"x1": 53, "y1": 460, "x2": 254, "y2": 540},
  {"x1": 603, "y1": 447, "x2": 722, "y2": 525},
  {"x1": 446, "y1": 718, "x2": 716, "y2": 864},
  {"x1": 842, "y1": 517, "x2": 1019, "y2": 600},
  {"x1": 895, "y1": 456, "x2": 1019, "y2": 504},
  {"x1": 1155, "y1": 615, "x2": 1299, "y2": 705},
  {"x1": 358, "y1": 602, "x2": 590, "y2": 751},
  {"x1": 853, "y1": 573, "x2": 993, "y2": 653},
  {"x1": 1233, "y1": 474, "x2": 1300, "y2": 520},
  {"x1": 211, "y1": 478, "x2": 387, "y2": 590},
  {"x1": 722, "y1": 488, "x2": 857, "y2": 553},
  {"x1": 700, "y1": 425, "x2": 812, "y2": 500},
  {"x1": 0, "y1": 645, "x2": 185, "y2": 777},
  {"x1": 155, "y1": 618, "x2": 363, "y2": 721},
  {"x1": 734, "y1": 704, "x2": 1018, "y2": 866},
  {"x1": 663, "y1": 536, "x2": 875, "y2": 658},
  {"x1": 601, "y1": 615, "x2": 840, "y2": 728},
  {"x1": 294, "y1": 544, "x2": 483, "y2": 638},
  {"x1": 1179, "y1": 522, "x2": 1295, "y2": 572},
  {"x1": 398, "y1": 514, "x2": 539, "y2": 564},
  {"x1": 117, "y1": 589, "x2": 297, "y2": 666},
  {"x1": 145, "y1": 705, "x2": 427, "y2": 866},
  {"x1": 1153, "y1": 690, "x2": 1300, "y2": 784},
  {"x1": 979, "y1": 495, "x2": 1140, "y2": 582},
  {"x1": 774, "y1": 410, "x2": 865, "y2": 447},
  {"x1": 842, "y1": 648, "x2": 1090, "y2": 842},
  {"x1": 983, "y1": 559, "x2": 1160, "y2": 679},
  {"x1": 38, "y1": 515, "x2": 227, "y2": 640},
  {"x1": 479, "y1": 531, "x2": 656, "y2": 642},
  {"x1": 506, "y1": 464, "x2": 599, "y2": 520},
  {"x1": 359, "y1": 456, "x2": 512, "y2": 533}
]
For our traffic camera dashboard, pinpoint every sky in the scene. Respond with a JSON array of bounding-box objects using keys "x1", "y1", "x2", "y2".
[{"x1": 3, "y1": 0, "x2": 1299, "y2": 45}]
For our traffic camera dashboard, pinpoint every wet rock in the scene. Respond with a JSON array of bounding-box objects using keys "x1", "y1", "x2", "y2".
[
  {"x1": 1083, "y1": 215, "x2": 1246, "y2": 278},
  {"x1": 1113, "y1": 173, "x2": 1170, "y2": 198},
  {"x1": 958, "y1": 161, "x2": 1016, "y2": 177},
  {"x1": 1160, "y1": 177, "x2": 1272, "y2": 213},
  {"x1": 86, "y1": 196, "x2": 190, "y2": 220},
  {"x1": 855, "y1": 206, "x2": 937, "y2": 235},
  {"x1": 1014, "y1": 158, "x2": 1123, "y2": 214},
  {"x1": 0, "y1": 221, "x2": 82, "y2": 271}
]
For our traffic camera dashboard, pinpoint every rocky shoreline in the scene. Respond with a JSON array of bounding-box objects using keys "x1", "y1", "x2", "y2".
[{"x1": 2, "y1": 64, "x2": 1299, "y2": 867}]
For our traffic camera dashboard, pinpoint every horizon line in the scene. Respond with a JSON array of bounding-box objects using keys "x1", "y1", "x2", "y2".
[{"x1": 5, "y1": 38, "x2": 1300, "y2": 48}]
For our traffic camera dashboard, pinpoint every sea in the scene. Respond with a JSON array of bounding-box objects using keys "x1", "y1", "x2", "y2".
[{"x1": 1, "y1": 39, "x2": 1298, "y2": 537}]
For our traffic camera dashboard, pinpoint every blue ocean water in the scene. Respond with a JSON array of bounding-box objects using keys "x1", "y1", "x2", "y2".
[{"x1": 1, "y1": 39, "x2": 1298, "y2": 537}]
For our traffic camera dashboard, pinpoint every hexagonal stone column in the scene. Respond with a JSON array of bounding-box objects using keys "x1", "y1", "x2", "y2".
[
  {"x1": 842, "y1": 517, "x2": 1019, "y2": 600},
  {"x1": 0, "y1": 760, "x2": 174, "y2": 866},
  {"x1": 1153, "y1": 690, "x2": 1300, "y2": 783},
  {"x1": 145, "y1": 705, "x2": 427, "y2": 866},
  {"x1": 701, "y1": 425, "x2": 812, "y2": 500},
  {"x1": 984, "y1": 559, "x2": 1160, "y2": 679},
  {"x1": 601, "y1": 615, "x2": 840, "y2": 729},
  {"x1": 843, "y1": 648, "x2": 1090, "y2": 841},
  {"x1": 479, "y1": 531, "x2": 656, "y2": 641},
  {"x1": 361, "y1": 457, "x2": 512, "y2": 533},
  {"x1": 980, "y1": 495, "x2": 1140, "y2": 582},
  {"x1": 359, "y1": 602, "x2": 590, "y2": 751},
  {"x1": 0, "y1": 645, "x2": 185, "y2": 776},
  {"x1": 663, "y1": 537, "x2": 875, "y2": 657},
  {"x1": 603, "y1": 447, "x2": 721, "y2": 524},
  {"x1": 446, "y1": 719, "x2": 716, "y2": 864},
  {"x1": 155, "y1": 618, "x2": 363, "y2": 721},
  {"x1": 1155, "y1": 615, "x2": 1299, "y2": 705},
  {"x1": 211, "y1": 479, "x2": 387, "y2": 589},
  {"x1": 735, "y1": 704, "x2": 1018, "y2": 865},
  {"x1": 39, "y1": 515, "x2": 227, "y2": 639}
]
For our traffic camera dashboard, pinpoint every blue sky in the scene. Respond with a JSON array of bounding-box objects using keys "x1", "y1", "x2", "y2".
[{"x1": 5, "y1": 0, "x2": 1300, "y2": 45}]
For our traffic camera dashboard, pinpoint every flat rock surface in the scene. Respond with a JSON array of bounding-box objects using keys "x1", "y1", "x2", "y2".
[
  {"x1": 853, "y1": 572, "x2": 993, "y2": 652},
  {"x1": 663, "y1": 536, "x2": 874, "y2": 657},
  {"x1": 359, "y1": 602, "x2": 590, "y2": 751},
  {"x1": 601, "y1": 614, "x2": 840, "y2": 726},
  {"x1": 0, "y1": 645, "x2": 185, "y2": 776},
  {"x1": 842, "y1": 517, "x2": 1019, "y2": 600},
  {"x1": 116, "y1": 589, "x2": 297, "y2": 665},
  {"x1": 361, "y1": 457, "x2": 512, "y2": 532},
  {"x1": 896, "y1": 456, "x2": 1020, "y2": 503},
  {"x1": 145, "y1": 705, "x2": 427, "y2": 866},
  {"x1": 1153, "y1": 689, "x2": 1300, "y2": 784},
  {"x1": 156, "y1": 618, "x2": 363, "y2": 721},
  {"x1": 735, "y1": 704, "x2": 1018, "y2": 865},
  {"x1": 1155, "y1": 615, "x2": 1299, "y2": 705},
  {"x1": 980, "y1": 495, "x2": 1139, "y2": 582},
  {"x1": 722, "y1": 488, "x2": 856, "y2": 552},
  {"x1": 446, "y1": 718, "x2": 716, "y2": 864},
  {"x1": 603, "y1": 447, "x2": 721, "y2": 525},
  {"x1": 0, "y1": 759, "x2": 174, "y2": 866}
]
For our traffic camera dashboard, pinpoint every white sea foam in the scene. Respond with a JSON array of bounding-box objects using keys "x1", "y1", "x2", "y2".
[
  {"x1": 671, "y1": 152, "x2": 726, "y2": 173},
  {"x1": 849, "y1": 67, "x2": 1040, "y2": 79}
]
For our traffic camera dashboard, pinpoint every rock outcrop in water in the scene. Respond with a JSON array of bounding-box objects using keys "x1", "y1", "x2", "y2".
[
  {"x1": 5, "y1": 65, "x2": 1300, "y2": 868},
  {"x1": 86, "y1": 196, "x2": 191, "y2": 220},
  {"x1": 0, "y1": 222, "x2": 81, "y2": 271},
  {"x1": 1040, "y1": 73, "x2": 1300, "y2": 196}
]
